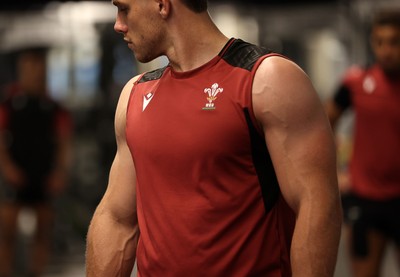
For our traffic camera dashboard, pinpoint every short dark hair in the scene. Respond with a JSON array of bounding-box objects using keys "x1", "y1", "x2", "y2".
[
  {"x1": 373, "y1": 9, "x2": 400, "y2": 28},
  {"x1": 181, "y1": 0, "x2": 207, "y2": 13}
]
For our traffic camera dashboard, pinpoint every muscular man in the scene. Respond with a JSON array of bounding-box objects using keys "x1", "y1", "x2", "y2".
[{"x1": 87, "y1": 1, "x2": 342, "y2": 276}]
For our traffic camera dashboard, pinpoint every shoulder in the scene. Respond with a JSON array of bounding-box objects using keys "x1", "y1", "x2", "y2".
[
  {"x1": 117, "y1": 65, "x2": 168, "y2": 111},
  {"x1": 253, "y1": 56, "x2": 313, "y2": 103},
  {"x1": 254, "y1": 55, "x2": 306, "y2": 80},
  {"x1": 53, "y1": 102, "x2": 71, "y2": 121},
  {"x1": 252, "y1": 56, "x2": 321, "y2": 126},
  {"x1": 341, "y1": 65, "x2": 367, "y2": 85},
  {"x1": 116, "y1": 64, "x2": 170, "y2": 113},
  {"x1": 114, "y1": 75, "x2": 141, "y2": 141},
  {"x1": 118, "y1": 75, "x2": 141, "y2": 107}
]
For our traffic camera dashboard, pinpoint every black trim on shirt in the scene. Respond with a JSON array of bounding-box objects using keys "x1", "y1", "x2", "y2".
[
  {"x1": 138, "y1": 66, "x2": 168, "y2": 83},
  {"x1": 217, "y1": 37, "x2": 236, "y2": 57},
  {"x1": 244, "y1": 108, "x2": 280, "y2": 214},
  {"x1": 222, "y1": 39, "x2": 271, "y2": 71}
]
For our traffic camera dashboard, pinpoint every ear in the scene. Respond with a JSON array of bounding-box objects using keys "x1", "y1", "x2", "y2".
[{"x1": 156, "y1": 0, "x2": 170, "y2": 19}]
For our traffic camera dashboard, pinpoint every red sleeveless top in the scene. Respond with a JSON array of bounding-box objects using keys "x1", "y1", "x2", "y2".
[{"x1": 126, "y1": 39, "x2": 295, "y2": 277}]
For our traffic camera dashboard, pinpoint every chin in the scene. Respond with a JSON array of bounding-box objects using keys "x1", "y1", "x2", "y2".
[{"x1": 134, "y1": 53, "x2": 158, "y2": 64}]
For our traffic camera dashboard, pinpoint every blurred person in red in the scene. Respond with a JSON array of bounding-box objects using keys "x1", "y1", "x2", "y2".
[
  {"x1": 0, "y1": 47, "x2": 72, "y2": 277},
  {"x1": 326, "y1": 10, "x2": 400, "y2": 277}
]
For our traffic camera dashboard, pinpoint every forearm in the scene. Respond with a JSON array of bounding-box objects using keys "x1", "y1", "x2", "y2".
[
  {"x1": 86, "y1": 205, "x2": 139, "y2": 277},
  {"x1": 290, "y1": 198, "x2": 342, "y2": 277}
]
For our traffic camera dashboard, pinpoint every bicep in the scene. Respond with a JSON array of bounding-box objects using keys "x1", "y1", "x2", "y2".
[
  {"x1": 253, "y1": 57, "x2": 338, "y2": 213},
  {"x1": 103, "y1": 143, "x2": 137, "y2": 221}
]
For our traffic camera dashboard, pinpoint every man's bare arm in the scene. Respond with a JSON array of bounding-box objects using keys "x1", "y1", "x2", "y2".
[
  {"x1": 86, "y1": 76, "x2": 140, "y2": 277},
  {"x1": 253, "y1": 57, "x2": 342, "y2": 277}
]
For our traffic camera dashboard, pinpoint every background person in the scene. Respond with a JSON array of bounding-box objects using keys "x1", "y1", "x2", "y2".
[
  {"x1": 0, "y1": 47, "x2": 72, "y2": 277},
  {"x1": 326, "y1": 10, "x2": 400, "y2": 277}
]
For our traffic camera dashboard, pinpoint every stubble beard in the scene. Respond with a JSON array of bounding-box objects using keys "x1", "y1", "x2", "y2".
[{"x1": 133, "y1": 36, "x2": 164, "y2": 64}]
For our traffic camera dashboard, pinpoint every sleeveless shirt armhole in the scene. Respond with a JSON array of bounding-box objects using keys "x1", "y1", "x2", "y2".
[{"x1": 125, "y1": 74, "x2": 145, "y2": 139}]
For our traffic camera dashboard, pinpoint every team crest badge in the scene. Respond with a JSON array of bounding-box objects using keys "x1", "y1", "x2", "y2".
[{"x1": 203, "y1": 83, "x2": 223, "y2": 110}]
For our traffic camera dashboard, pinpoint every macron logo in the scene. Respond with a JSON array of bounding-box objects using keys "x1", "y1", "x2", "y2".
[{"x1": 143, "y1": 92, "x2": 154, "y2": 111}]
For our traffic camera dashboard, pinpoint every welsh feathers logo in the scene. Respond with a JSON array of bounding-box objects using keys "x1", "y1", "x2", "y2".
[{"x1": 203, "y1": 83, "x2": 223, "y2": 110}]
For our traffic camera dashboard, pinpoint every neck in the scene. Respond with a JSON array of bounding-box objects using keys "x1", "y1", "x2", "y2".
[{"x1": 163, "y1": 11, "x2": 229, "y2": 72}]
